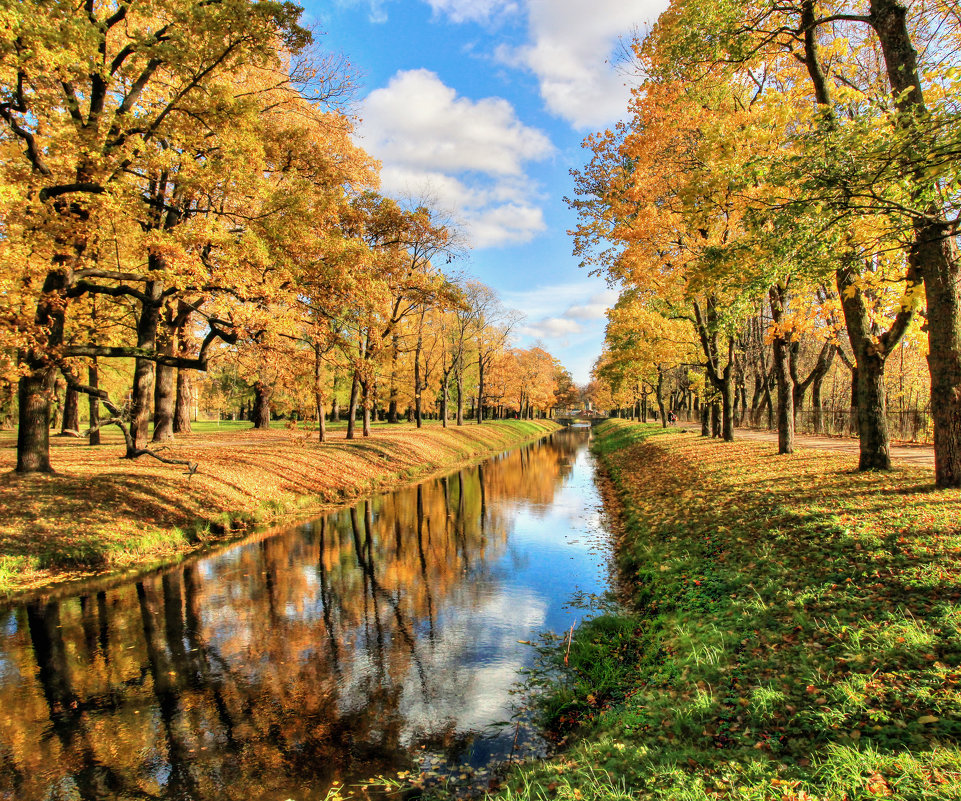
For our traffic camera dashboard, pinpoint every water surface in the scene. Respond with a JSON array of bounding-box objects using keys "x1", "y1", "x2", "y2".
[{"x1": 0, "y1": 427, "x2": 609, "y2": 800}]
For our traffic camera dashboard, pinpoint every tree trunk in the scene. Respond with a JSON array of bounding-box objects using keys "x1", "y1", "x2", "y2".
[
  {"x1": 131, "y1": 276, "x2": 163, "y2": 450},
  {"x1": 346, "y1": 370, "x2": 360, "y2": 439},
  {"x1": 769, "y1": 285, "x2": 795, "y2": 454},
  {"x1": 414, "y1": 317, "x2": 424, "y2": 429},
  {"x1": 173, "y1": 370, "x2": 192, "y2": 435},
  {"x1": 456, "y1": 365, "x2": 464, "y2": 426},
  {"x1": 656, "y1": 367, "x2": 667, "y2": 429},
  {"x1": 870, "y1": 0, "x2": 961, "y2": 485},
  {"x1": 17, "y1": 368, "x2": 55, "y2": 473},
  {"x1": 711, "y1": 401, "x2": 721, "y2": 438},
  {"x1": 0, "y1": 381, "x2": 14, "y2": 430},
  {"x1": 701, "y1": 403, "x2": 710, "y2": 437},
  {"x1": 476, "y1": 350, "x2": 485, "y2": 425},
  {"x1": 836, "y1": 265, "x2": 903, "y2": 470},
  {"x1": 153, "y1": 363, "x2": 176, "y2": 443},
  {"x1": 441, "y1": 378, "x2": 449, "y2": 429},
  {"x1": 252, "y1": 381, "x2": 271, "y2": 430},
  {"x1": 314, "y1": 345, "x2": 326, "y2": 443},
  {"x1": 856, "y1": 354, "x2": 891, "y2": 469},
  {"x1": 388, "y1": 333, "x2": 399, "y2": 424},
  {"x1": 16, "y1": 266, "x2": 69, "y2": 472},
  {"x1": 60, "y1": 384, "x2": 80, "y2": 436},
  {"x1": 88, "y1": 360, "x2": 101, "y2": 446},
  {"x1": 362, "y1": 378, "x2": 372, "y2": 437},
  {"x1": 811, "y1": 372, "x2": 825, "y2": 434}
]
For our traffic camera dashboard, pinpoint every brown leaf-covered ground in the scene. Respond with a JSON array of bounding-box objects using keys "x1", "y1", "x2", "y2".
[{"x1": 0, "y1": 420, "x2": 557, "y2": 597}]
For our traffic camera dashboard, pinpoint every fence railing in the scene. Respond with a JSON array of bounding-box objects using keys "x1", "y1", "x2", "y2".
[{"x1": 671, "y1": 407, "x2": 934, "y2": 444}]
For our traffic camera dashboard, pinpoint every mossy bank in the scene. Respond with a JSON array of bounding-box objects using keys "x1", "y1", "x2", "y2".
[
  {"x1": 493, "y1": 419, "x2": 961, "y2": 801},
  {"x1": 0, "y1": 419, "x2": 559, "y2": 599}
]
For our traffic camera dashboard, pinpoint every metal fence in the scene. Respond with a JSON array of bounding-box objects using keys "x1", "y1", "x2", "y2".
[{"x1": 672, "y1": 407, "x2": 934, "y2": 444}]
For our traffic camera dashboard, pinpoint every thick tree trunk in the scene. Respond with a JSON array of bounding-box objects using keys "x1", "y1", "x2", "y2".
[
  {"x1": 130, "y1": 277, "x2": 163, "y2": 450},
  {"x1": 772, "y1": 337, "x2": 794, "y2": 454},
  {"x1": 16, "y1": 256, "x2": 72, "y2": 471},
  {"x1": 867, "y1": 0, "x2": 961, "y2": 482},
  {"x1": 701, "y1": 403, "x2": 710, "y2": 437},
  {"x1": 17, "y1": 368, "x2": 55, "y2": 473},
  {"x1": 769, "y1": 286, "x2": 795, "y2": 454},
  {"x1": 836, "y1": 265, "x2": 903, "y2": 470},
  {"x1": 855, "y1": 354, "x2": 891, "y2": 470},
  {"x1": 173, "y1": 370, "x2": 192, "y2": 435},
  {"x1": 711, "y1": 401, "x2": 721, "y2": 438},
  {"x1": 153, "y1": 363, "x2": 176, "y2": 443},
  {"x1": 88, "y1": 361, "x2": 101, "y2": 446},
  {"x1": 60, "y1": 384, "x2": 80, "y2": 436},
  {"x1": 252, "y1": 381, "x2": 271, "y2": 430},
  {"x1": 720, "y1": 378, "x2": 735, "y2": 441},
  {"x1": 923, "y1": 238, "x2": 961, "y2": 483}
]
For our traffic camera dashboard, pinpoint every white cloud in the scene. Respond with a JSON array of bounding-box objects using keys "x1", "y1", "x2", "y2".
[
  {"x1": 503, "y1": 280, "x2": 612, "y2": 320},
  {"x1": 522, "y1": 317, "x2": 583, "y2": 339},
  {"x1": 497, "y1": 0, "x2": 669, "y2": 129},
  {"x1": 471, "y1": 204, "x2": 547, "y2": 248},
  {"x1": 358, "y1": 69, "x2": 554, "y2": 249},
  {"x1": 362, "y1": 70, "x2": 552, "y2": 176},
  {"x1": 566, "y1": 289, "x2": 619, "y2": 319},
  {"x1": 505, "y1": 282, "x2": 617, "y2": 351},
  {"x1": 424, "y1": 0, "x2": 520, "y2": 24}
]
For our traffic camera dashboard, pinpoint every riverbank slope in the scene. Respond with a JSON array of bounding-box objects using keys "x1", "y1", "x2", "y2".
[
  {"x1": 498, "y1": 419, "x2": 961, "y2": 801},
  {"x1": 0, "y1": 419, "x2": 559, "y2": 598}
]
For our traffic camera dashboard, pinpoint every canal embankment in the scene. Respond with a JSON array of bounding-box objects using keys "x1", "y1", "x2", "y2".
[
  {"x1": 0, "y1": 419, "x2": 559, "y2": 597},
  {"x1": 494, "y1": 419, "x2": 961, "y2": 801}
]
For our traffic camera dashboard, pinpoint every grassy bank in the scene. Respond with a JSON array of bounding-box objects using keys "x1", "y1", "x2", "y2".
[
  {"x1": 496, "y1": 419, "x2": 961, "y2": 801},
  {"x1": 0, "y1": 419, "x2": 558, "y2": 598}
]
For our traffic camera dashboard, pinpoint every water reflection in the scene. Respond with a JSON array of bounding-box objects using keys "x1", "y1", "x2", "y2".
[{"x1": 0, "y1": 429, "x2": 605, "y2": 800}]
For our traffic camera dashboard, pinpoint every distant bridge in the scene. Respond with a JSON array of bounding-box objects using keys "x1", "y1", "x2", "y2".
[{"x1": 555, "y1": 414, "x2": 609, "y2": 427}]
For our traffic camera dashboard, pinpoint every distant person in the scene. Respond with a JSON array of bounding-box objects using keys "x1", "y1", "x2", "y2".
[{"x1": 668, "y1": 410, "x2": 677, "y2": 426}]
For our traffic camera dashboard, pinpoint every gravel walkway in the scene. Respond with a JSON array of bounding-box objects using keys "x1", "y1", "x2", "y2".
[{"x1": 732, "y1": 427, "x2": 935, "y2": 468}]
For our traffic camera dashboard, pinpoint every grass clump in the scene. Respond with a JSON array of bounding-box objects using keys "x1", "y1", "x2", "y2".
[{"x1": 493, "y1": 419, "x2": 961, "y2": 801}]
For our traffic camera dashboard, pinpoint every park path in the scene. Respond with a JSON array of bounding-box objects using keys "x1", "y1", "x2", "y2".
[{"x1": 733, "y1": 427, "x2": 935, "y2": 468}]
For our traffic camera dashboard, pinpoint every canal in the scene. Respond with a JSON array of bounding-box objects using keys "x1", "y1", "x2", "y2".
[{"x1": 0, "y1": 427, "x2": 611, "y2": 800}]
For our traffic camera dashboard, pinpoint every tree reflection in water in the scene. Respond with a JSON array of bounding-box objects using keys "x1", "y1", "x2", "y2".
[{"x1": 0, "y1": 429, "x2": 596, "y2": 801}]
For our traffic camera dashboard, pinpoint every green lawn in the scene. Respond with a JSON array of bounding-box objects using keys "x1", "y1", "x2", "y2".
[{"x1": 490, "y1": 420, "x2": 961, "y2": 801}]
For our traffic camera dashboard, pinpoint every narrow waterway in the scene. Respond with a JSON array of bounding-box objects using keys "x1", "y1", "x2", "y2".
[{"x1": 0, "y1": 427, "x2": 610, "y2": 800}]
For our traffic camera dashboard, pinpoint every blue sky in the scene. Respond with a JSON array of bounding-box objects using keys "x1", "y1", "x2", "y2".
[{"x1": 302, "y1": 0, "x2": 668, "y2": 383}]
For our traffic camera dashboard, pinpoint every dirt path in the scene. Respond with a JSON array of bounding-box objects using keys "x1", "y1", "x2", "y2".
[{"x1": 733, "y1": 427, "x2": 935, "y2": 468}]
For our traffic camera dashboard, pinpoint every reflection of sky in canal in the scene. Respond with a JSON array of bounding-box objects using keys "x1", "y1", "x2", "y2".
[{"x1": 392, "y1": 434, "x2": 609, "y2": 749}]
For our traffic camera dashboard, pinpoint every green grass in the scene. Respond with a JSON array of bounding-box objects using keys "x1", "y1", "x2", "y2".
[{"x1": 485, "y1": 420, "x2": 961, "y2": 801}]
